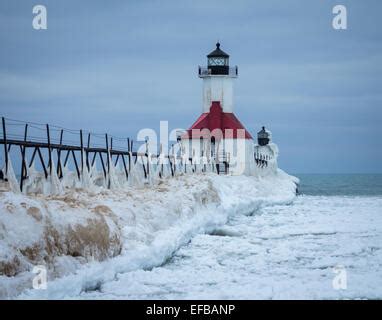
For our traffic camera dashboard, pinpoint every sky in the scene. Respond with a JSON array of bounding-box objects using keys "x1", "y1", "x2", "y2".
[{"x1": 0, "y1": 0, "x2": 381, "y2": 173}]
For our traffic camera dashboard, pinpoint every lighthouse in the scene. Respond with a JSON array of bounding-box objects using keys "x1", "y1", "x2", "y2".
[{"x1": 179, "y1": 42, "x2": 256, "y2": 175}]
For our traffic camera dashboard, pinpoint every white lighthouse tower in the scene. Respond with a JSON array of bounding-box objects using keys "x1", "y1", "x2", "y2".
[
  {"x1": 199, "y1": 42, "x2": 238, "y2": 113},
  {"x1": 179, "y1": 42, "x2": 258, "y2": 175}
]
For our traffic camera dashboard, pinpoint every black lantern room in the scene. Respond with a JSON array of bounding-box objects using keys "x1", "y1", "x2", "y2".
[
  {"x1": 198, "y1": 42, "x2": 238, "y2": 78},
  {"x1": 257, "y1": 126, "x2": 270, "y2": 146},
  {"x1": 206, "y1": 42, "x2": 230, "y2": 75}
]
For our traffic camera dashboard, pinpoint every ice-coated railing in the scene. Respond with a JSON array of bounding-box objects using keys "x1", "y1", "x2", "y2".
[
  {"x1": 198, "y1": 66, "x2": 238, "y2": 78},
  {"x1": 0, "y1": 117, "x2": 229, "y2": 194}
]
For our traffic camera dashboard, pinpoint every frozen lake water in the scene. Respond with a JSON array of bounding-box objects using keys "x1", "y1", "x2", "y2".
[{"x1": 80, "y1": 194, "x2": 382, "y2": 299}]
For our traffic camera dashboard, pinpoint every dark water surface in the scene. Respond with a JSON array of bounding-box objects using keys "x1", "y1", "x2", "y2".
[{"x1": 294, "y1": 174, "x2": 382, "y2": 196}]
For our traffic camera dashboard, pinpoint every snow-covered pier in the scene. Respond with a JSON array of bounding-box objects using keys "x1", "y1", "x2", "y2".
[{"x1": 0, "y1": 117, "x2": 277, "y2": 195}]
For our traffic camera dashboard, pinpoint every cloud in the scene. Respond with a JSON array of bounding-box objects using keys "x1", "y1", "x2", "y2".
[{"x1": 0, "y1": 0, "x2": 381, "y2": 172}]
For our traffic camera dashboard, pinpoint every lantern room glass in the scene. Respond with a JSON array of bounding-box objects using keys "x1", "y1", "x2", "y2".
[{"x1": 208, "y1": 57, "x2": 228, "y2": 66}]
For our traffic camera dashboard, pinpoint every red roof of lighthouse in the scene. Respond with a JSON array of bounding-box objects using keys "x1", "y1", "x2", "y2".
[{"x1": 184, "y1": 101, "x2": 253, "y2": 139}]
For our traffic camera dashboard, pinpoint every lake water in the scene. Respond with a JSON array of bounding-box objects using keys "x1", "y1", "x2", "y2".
[{"x1": 296, "y1": 174, "x2": 382, "y2": 196}]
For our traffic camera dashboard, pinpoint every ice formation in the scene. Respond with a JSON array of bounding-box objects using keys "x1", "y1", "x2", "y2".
[{"x1": 0, "y1": 160, "x2": 298, "y2": 298}]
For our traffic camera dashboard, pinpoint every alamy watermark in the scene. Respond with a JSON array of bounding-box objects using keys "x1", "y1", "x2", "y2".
[
  {"x1": 332, "y1": 5, "x2": 347, "y2": 30},
  {"x1": 31, "y1": 4, "x2": 347, "y2": 31},
  {"x1": 32, "y1": 265, "x2": 47, "y2": 290},
  {"x1": 332, "y1": 264, "x2": 347, "y2": 290},
  {"x1": 32, "y1": 5, "x2": 47, "y2": 30}
]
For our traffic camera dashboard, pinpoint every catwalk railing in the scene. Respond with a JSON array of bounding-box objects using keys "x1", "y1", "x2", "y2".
[{"x1": 0, "y1": 117, "x2": 228, "y2": 193}]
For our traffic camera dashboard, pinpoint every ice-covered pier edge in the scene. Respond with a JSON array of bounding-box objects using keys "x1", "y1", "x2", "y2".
[{"x1": 0, "y1": 159, "x2": 298, "y2": 298}]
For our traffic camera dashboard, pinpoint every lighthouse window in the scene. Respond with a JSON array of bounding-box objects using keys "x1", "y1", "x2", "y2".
[
  {"x1": 200, "y1": 137, "x2": 204, "y2": 156},
  {"x1": 208, "y1": 57, "x2": 226, "y2": 66}
]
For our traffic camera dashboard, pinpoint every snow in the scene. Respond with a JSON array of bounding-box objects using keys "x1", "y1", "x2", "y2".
[
  {"x1": 0, "y1": 168, "x2": 298, "y2": 299},
  {"x1": 2, "y1": 163, "x2": 381, "y2": 300},
  {"x1": 77, "y1": 195, "x2": 382, "y2": 300}
]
